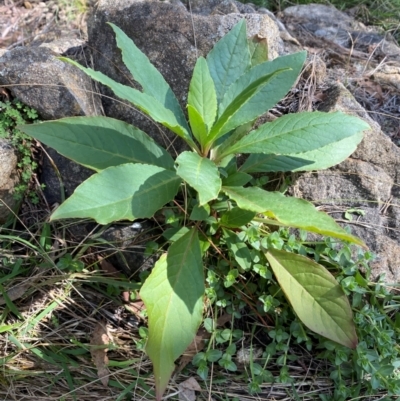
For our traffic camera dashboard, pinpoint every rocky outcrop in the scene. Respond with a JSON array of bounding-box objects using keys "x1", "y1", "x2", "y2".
[
  {"x1": 0, "y1": 40, "x2": 102, "y2": 205},
  {"x1": 0, "y1": 43, "x2": 101, "y2": 119}
]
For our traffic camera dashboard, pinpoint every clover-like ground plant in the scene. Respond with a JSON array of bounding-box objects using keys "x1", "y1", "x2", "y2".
[{"x1": 19, "y1": 20, "x2": 370, "y2": 400}]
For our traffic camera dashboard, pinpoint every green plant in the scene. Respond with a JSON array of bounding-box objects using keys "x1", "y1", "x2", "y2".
[
  {"x1": 0, "y1": 99, "x2": 40, "y2": 204},
  {"x1": 18, "y1": 20, "x2": 370, "y2": 399}
]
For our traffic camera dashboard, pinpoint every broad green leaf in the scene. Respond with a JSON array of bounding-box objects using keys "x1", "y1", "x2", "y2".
[
  {"x1": 18, "y1": 116, "x2": 174, "y2": 171},
  {"x1": 190, "y1": 203, "x2": 210, "y2": 221},
  {"x1": 219, "y1": 52, "x2": 305, "y2": 116},
  {"x1": 274, "y1": 131, "x2": 364, "y2": 171},
  {"x1": 163, "y1": 227, "x2": 190, "y2": 242},
  {"x1": 215, "y1": 52, "x2": 306, "y2": 145},
  {"x1": 223, "y1": 228, "x2": 252, "y2": 271},
  {"x1": 187, "y1": 105, "x2": 208, "y2": 146},
  {"x1": 206, "y1": 349, "x2": 223, "y2": 362},
  {"x1": 206, "y1": 69, "x2": 289, "y2": 148},
  {"x1": 176, "y1": 151, "x2": 221, "y2": 206},
  {"x1": 222, "y1": 186, "x2": 365, "y2": 246},
  {"x1": 206, "y1": 19, "x2": 251, "y2": 103},
  {"x1": 109, "y1": 23, "x2": 189, "y2": 133},
  {"x1": 51, "y1": 164, "x2": 181, "y2": 223},
  {"x1": 240, "y1": 131, "x2": 364, "y2": 173},
  {"x1": 188, "y1": 57, "x2": 217, "y2": 133},
  {"x1": 140, "y1": 229, "x2": 204, "y2": 400},
  {"x1": 248, "y1": 34, "x2": 269, "y2": 66},
  {"x1": 221, "y1": 171, "x2": 252, "y2": 186},
  {"x1": 266, "y1": 248, "x2": 358, "y2": 348},
  {"x1": 220, "y1": 207, "x2": 255, "y2": 228},
  {"x1": 59, "y1": 58, "x2": 197, "y2": 150},
  {"x1": 240, "y1": 154, "x2": 314, "y2": 173},
  {"x1": 219, "y1": 111, "x2": 370, "y2": 158}
]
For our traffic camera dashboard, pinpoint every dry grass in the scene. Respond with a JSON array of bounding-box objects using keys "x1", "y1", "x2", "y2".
[{"x1": 1, "y1": 199, "x2": 395, "y2": 400}]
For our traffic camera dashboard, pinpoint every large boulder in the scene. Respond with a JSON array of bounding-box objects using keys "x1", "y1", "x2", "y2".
[
  {"x1": 0, "y1": 41, "x2": 102, "y2": 204},
  {"x1": 0, "y1": 44, "x2": 101, "y2": 119}
]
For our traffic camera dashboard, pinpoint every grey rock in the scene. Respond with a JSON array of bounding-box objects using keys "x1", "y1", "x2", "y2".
[
  {"x1": 0, "y1": 44, "x2": 103, "y2": 205},
  {"x1": 283, "y1": 4, "x2": 361, "y2": 31},
  {"x1": 350, "y1": 31, "x2": 400, "y2": 58},
  {"x1": 187, "y1": 0, "x2": 228, "y2": 15},
  {"x1": 39, "y1": 38, "x2": 86, "y2": 56},
  {"x1": 281, "y1": 4, "x2": 400, "y2": 60},
  {"x1": 0, "y1": 46, "x2": 102, "y2": 120},
  {"x1": 380, "y1": 39, "x2": 400, "y2": 60},
  {"x1": 373, "y1": 65, "x2": 400, "y2": 92},
  {"x1": 87, "y1": 0, "x2": 282, "y2": 154},
  {"x1": 189, "y1": 0, "x2": 256, "y2": 14},
  {"x1": 290, "y1": 83, "x2": 400, "y2": 282},
  {"x1": 210, "y1": 1, "x2": 240, "y2": 15},
  {"x1": 99, "y1": 221, "x2": 159, "y2": 278},
  {"x1": 233, "y1": 1, "x2": 257, "y2": 14},
  {"x1": 41, "y1": 148, "x2": 93, "y2": 206},
  {"x1": 313, "y1": 27, "x2": 351, "y2": 48},
  {"x1": 0, "y1": 139, "x2": 19, "y2": 223}
]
